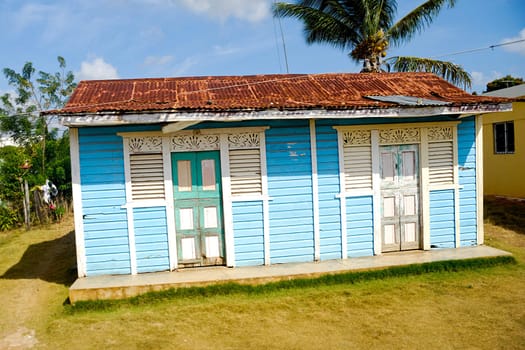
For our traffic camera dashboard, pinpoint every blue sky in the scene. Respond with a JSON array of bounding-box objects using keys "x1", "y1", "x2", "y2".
[{"x1": 1, "y1": 0, "x2": 524, "y2": 97}]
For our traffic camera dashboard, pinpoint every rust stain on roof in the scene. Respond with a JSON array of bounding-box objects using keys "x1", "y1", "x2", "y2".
[{"x1": 47, "y1": 72, "x2": 508, "y2": 115}]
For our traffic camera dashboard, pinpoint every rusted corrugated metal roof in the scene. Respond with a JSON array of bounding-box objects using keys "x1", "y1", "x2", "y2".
[{"x1": 45, "y1": 72, "x2": 508, "y2": 115}]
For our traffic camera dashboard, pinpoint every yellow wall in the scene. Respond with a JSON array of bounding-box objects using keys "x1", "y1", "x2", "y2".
[{"x1": 482, "y1": 102, "x2": 525, "y2": 198}]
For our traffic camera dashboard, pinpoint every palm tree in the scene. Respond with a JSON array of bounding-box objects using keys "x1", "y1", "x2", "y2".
[{"x1": 273, "y1": 0, "x2": 472, "y2": 89}]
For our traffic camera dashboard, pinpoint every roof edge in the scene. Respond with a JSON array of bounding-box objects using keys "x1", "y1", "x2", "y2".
[{"x1": 59, "y1": 103, "x2": 512, "y2": 127}]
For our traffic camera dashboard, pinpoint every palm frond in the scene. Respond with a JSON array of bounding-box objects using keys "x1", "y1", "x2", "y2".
[
  {"x1": 387, "y1": 56, "x2": 471, "y2": 89},
  {"x1": 388, "y1": 0, "x2": 456, "y2": 47},
  {"x1": 273, "y1": 1, "x2": 367, "y2": 51}
]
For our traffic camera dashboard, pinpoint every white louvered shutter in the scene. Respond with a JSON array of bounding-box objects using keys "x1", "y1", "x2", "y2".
[
  {"x1": 428, "y1": 141, "x2": 454, "y2": 185},
  {"x1": 344, "y1": 145, "x2": 373, "y2": 191},
  {"x1": 129, "y1": 153, "x2": 165, "y2": 200},
  {"x1": 229, "y1": 148, "x2": 262, "y2": 196}
]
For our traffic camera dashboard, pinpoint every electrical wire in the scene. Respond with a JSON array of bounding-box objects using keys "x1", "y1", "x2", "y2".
[
  {"x1": 272, "y1": 0, "x2": 289, "y2": 74},
  {"x1": 431, "y1": 39, "x2": 525, "y2": 59}
]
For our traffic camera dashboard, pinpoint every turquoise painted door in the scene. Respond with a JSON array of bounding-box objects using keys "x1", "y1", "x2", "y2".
[
  {"x1": 172, "y1": 151, "x2": 225, "y2": 267},
  {"x1": 380, "y1": 144, "x2": 421, "y2": 252}
]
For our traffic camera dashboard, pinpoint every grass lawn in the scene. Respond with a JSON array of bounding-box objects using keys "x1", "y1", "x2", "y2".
[{"x1": 0, "y1": 197, "x2": 524, "y2": 349}]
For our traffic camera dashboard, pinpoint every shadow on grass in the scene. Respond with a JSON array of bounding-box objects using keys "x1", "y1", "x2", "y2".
[
  {"x1": 1, "y1": 230, "x2": 77, "y2": 286},
  {"x1": 485, "y1": 196, "x2": 525, "y2": 235}
]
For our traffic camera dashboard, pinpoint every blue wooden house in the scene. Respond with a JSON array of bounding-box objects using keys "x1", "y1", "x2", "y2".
[{"x1": 46, "y1": 72, "x2": 510, "y2": 278}]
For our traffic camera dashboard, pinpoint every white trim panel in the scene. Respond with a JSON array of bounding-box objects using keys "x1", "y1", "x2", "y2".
[
  {"x1": 476, "y1": 115, "x2": 484, "y2": 245},
  {"x1": 69, "y1": 128, "x2": 87, "y2": 277},
  {"x1": 310, "y1": 120, "x2": 321, "y2": 261}
]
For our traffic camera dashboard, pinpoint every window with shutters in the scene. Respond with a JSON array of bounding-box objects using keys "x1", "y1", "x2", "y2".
[
  {"x1": 121, "y1": 128, "x2": 268, "y2": 204},
  {"x1": 129, "y1": 153, "x2": 165, "y2": 200},
  {"x1": 428, "y1": 126, "x2": 455, "y2": 186},
  {"x1": 337, "y1": 124, "x2": 458, "y2": 191},
  {"x1": 227, "y1": 132, "x2": 264, "y2": 197},
  {"x1": 342, "y1": 130, "x2": 372, "y2": 191},
  {"x1": 125, "y1": 136, "x2": 165, "y2": 201},
  {"x1": 428, "y1": 141, "x2": 454, "y2": 185}
]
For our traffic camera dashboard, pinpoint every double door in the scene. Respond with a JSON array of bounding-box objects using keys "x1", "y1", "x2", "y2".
[
  {"x1": 172, "y1": 151, "x2": 225, "y2": 267},
  {"x1": 380, "y1": 144, "x2": 421, "y2": 252}
]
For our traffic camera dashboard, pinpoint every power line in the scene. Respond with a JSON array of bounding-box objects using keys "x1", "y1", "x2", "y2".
[
  {"x1": 277, "y1": 11, "x2": 290, "y2": 73},
  {"x1": 432, "y1": 39, "x2": 525, "y2": 59},
  {"x1": 273, "y1": 0, "x2": 289, "y2": 73},
  {"x1": 271, "y1": 9, "x2": 284, "y2": 73}
]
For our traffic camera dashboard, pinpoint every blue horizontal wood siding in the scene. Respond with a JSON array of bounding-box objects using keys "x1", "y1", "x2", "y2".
[
  {"x1": 79, "y1": 127, "x2": 131, "y2": 276},
  {"x1": 457, "y1": 117, "x2": 478, "y2": 246},
  {"x1": 79, "y1": 125, "x2": 160, "y2": 276},
  {"x1": 315, "y1": 122, "x2": 342, "y2": 260},
  {"x1": 232, "y1": 201, "x2": 264, "y2": 266},
  {"x1": 346, "y1": 196, "x2": 374, "y2": 257},
  {"x1": 266, "y1": 123, "x2": 315, "y2": 264},
  {"x1": 430, "y1": 189, "x2": 456, "y2": 248},
  {"x1": 133, "y1": 207, "x2": 170, "y2": 273}
]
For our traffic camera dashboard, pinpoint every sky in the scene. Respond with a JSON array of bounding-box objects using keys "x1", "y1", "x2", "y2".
[{"x1": 0, "y1": 0, "x2": 524, "y2": 98}]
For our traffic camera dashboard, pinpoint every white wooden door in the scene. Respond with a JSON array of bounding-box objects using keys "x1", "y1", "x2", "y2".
[{"x1": 380, "y1": 144, "x2": 420, "y2": 252}]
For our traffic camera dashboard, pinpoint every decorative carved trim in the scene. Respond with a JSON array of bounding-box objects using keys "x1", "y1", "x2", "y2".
[
  {"x1": 227, "y1": 133, "x2": 261, "y2": 149},
  {"x1": 128, "y1": 136, "x2": 162, "y2": 154},
  {"x1": 428, "y1": 126, "x2": 453, "y2": 141},
  {"x1": 379, "y1": 128, "x2": 420, "y2": 145},
  {"x1": 342, "y1": 130, "x2": 371, "y2": 146},
  {"x1": 170, "y1": 134, "x2": 220, "y2": 152}
]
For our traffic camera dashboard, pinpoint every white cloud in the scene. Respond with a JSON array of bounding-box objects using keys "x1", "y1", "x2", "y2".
[
  {"x1": 173, "y1": 56, "x2": 200, "y2": 76},
  {"x1": 471, "y1": 71, "x2": 502, "y2": 93},
  {"x1": 12, "y1": 3, "x2": 70, "y2": 41},
  {"x1": 76, "y1": 58, "x2": 119, "y2": 81},
  {"x1": 140, "y1": 26, "x2": 165, "y2": 41},
  {"x1": 14, "y1": 3, "x2": 56, "y2": 28},
  {"x1": 180, "y1": 0, "x2": 270, "y2": 22},
  {"x1": 212, "y1": 45, "x2": 242, "y2": 56},
  {"x1": 502, "y1": 28, "x2": 525, "y2": 56},
  {"x1": 136, "y1": 0, "x2": 270, "y2": 22},
  {"x1": 144, "y1": 55, "x2": 174, "y2": 66}
]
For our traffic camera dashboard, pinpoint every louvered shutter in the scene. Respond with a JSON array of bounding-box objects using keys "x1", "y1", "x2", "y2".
[
  {"x1": 229, "y1": 148, "x2": 262, "y2": 196},
  {"x1": 428, "y1": 141, "x2": 454, "y2": 185},
  {"x1": 344, "y1": 145, "x2": 373, "y2": 191},
  {"x1": 129, "y1": 153, "x2": 165, "y2": 200}
]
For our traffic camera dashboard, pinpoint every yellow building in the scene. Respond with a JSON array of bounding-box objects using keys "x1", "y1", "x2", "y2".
[{"x1": 483, "y1": 84, "x2": 525, "y2": 198}]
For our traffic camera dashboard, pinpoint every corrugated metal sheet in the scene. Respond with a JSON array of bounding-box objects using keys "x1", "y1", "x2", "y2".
[
  {"x1": 46, "y1": 72, "x2": 508, "y2": 115},
  {"x1": 366, "y1": 95, "x2": 451, "y2": 106}
]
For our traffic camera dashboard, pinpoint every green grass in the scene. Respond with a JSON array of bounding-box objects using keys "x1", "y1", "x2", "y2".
[
  {"x1": 68, "y1": 255, "x2": 516, "y2": 313},
  {"x1": 0, "y1": 200, "x2": 524, "y2": 349}
]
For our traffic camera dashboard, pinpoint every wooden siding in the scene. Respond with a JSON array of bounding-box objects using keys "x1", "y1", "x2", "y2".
[
  {"x1": 457, "y1": 117, "x2": 478, "y2": 246},
  {"x1": 346, "y1": 196, "x2": 374, "y2": 257},
  {"x1": 429, "y1": 189, "x2": 456, "y2": 248},
  {"x1": 266, "y1": 123, "x2": 315, "y2": 263},
  {"x1": 133, "y1": 207, "x2": 170, "y2": 273},
  {"x1": 232, "y1": 201, "x2": 264, "y2": 266},
  {"x1": 315, "y1": 122, "x2": 343, "y2": 260},
  {"x1": 79, "y1": 127, "x2": 131, "y2": 275}
]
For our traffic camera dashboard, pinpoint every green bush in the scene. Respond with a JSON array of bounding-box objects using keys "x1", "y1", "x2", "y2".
[{"x1": 0, "y1": 205, "x2": 20, "y2": 231}]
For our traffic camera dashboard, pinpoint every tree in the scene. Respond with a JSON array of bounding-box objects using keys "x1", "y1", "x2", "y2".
[
  {"x1": 485, "y1": 75, "x2": 524, "y2": 93},
  {"x1": 0, "y1": 57, "x2": 76, "y2": 228},
  {"x1": 273, "y1": 0, "x2": 472, "y2": 89},
  {"x1": 1, "y1": 56, "x2": 76, "y2": 173}
]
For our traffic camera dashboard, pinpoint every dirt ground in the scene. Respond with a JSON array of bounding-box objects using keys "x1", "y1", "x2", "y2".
[{"x1": 0, "y1": 217, "x2": 75, "y2": 349}]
